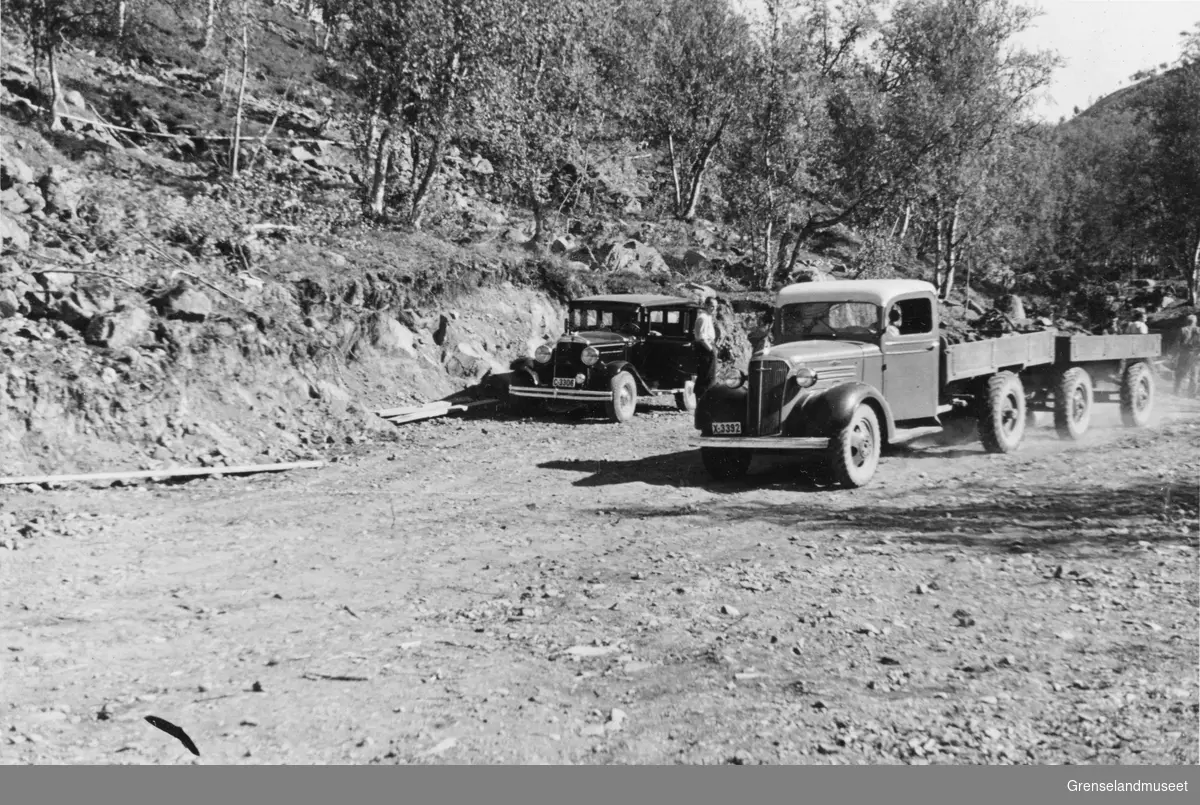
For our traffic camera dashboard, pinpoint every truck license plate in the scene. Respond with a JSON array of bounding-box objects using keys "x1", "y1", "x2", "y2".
[
  {"x1": 552, "y1": 377, "x2": 576, "y2": 388},
  {"x1": 712, "y1": 422, "x2": 742, "y2": 435}
]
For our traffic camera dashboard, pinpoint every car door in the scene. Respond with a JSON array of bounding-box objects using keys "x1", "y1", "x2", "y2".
[
  {"x1": 644, "y1": 306, "x2": 697, "y2": 389},
  {"x1": 881, "y1": 294, "x2": 940, "y2": 422}
]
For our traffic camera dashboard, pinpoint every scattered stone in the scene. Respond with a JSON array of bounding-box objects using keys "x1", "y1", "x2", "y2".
[
  {"x1": 605, "y1": 708, "x2": 626, "y2": 732},
  {"x1": 720, "y1": 605, "x2": 739, "y2": 616},
  {"x1": 565, "y1": 645, "x2": 618, "y2": 658},
  {"x1": 85, "y1": 304, "x2": 151, "y2": 349},
  {"x1": 162, "y1": 285, "x2": 213, "y2": 322},
  {"x1": 0, "y1": 211, "x2": 30, "y2": 250}
]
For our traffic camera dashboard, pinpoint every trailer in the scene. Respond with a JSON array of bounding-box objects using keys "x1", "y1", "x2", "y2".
[{"x1": 693, "y1": 280, "x2": 1161, "y2": 488}]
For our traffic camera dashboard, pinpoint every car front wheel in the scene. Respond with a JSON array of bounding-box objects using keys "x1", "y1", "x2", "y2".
[{"x1": 606, "y1": 371, "x2": 637, "y2": 423}]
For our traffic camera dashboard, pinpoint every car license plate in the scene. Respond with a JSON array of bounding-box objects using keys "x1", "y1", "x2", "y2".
[
  {"x1": 712, "y1": 422, "x2": 741, "y2": 435},
  {"x1": 553, "y1": 377, "x2": 576, "y2": 388}
]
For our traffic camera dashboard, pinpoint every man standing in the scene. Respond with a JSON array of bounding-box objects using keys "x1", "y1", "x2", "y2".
[
  {"x1": 1124, "y1": 308, "x2": 1149, "y2": 335},
  {"x1": 693, "y1": 295, "x2": 719, "y2": 395},
  {"x1": 1175, "y1": 314, "x2": 1200, "y2": 398}
]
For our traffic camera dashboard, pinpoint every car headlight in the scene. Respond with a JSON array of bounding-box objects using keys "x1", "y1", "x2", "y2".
[
  {"x1": 534, "y1": 344, "x2": 553, "y2": 364},
  {"x1": 581, "y1": 346, "x2": 600, "y2": 366},
  {"x1": 793, "y1": 367, "x2": 817, "y2": 388},
  {"x1": 719, "y1": 367, "x2": 747, "y2": 388}
]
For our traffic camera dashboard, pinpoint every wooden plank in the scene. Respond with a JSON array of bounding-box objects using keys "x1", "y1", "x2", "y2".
[
  {"x1": 374, "y1": 401, "x2": 456, "y2": 418},
  {"x1": 0, "y1": 460, "x2": 326, "y2": 487},
  {"x1": 379, "y1": 398, "x2": 499, "y2": 423}
]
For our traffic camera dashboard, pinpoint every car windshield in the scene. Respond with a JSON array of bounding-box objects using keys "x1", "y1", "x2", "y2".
[
  {"x1": 772, "y1": 301, "x2": 882, "y2": 343},
  {"x1": 569, "y1": 306, "x2": 639, "y2": 332}
]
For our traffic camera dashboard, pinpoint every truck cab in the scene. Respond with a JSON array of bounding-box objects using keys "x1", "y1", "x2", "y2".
[{"x1": 695, "y1": 279, "x2": 943, "y2": 487}]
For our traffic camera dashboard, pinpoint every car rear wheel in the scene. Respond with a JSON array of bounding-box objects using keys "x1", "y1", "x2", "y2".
[
  {"x1": 675, "y1": 379, "x2": 697, "y2": 412},
  {"x1": 701, "y1": 447, "x2": 751, "y2": 480},
  {"x1": 606, "y1": 371, "x2": 637, "y2": 423}
]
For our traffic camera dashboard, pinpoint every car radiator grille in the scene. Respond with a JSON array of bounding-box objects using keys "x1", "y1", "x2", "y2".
[
  {"x1": 554, "y1": 343, "x2": 585, "y2": 372},
  {"x1": 748, "y1": 359, "x2": 790, "y2": 436}
]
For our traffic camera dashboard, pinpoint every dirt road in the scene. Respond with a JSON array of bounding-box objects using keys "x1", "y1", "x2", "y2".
[{"x1": 2, "y1": 396, "x2": 1198, "y2": 765}]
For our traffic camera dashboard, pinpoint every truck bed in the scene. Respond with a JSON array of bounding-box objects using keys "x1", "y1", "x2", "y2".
[{"x1": 941, "y1": 331, "x2": 1161, "y2": 383}]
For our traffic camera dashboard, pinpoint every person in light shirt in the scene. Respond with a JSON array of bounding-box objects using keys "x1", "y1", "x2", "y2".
[
  {"x1": 1124, "y1": 308, "x2": 1148, "y2": 335},
  {"x1": 693, "y1": 295, "x2": 718, "y2": 395}
]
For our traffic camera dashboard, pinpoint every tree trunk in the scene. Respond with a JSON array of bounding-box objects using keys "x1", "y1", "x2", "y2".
[
  {"x1": 203, "y1": 0, "x2": 216, "y2": 51},
  {"x1": 939, "y1": 201, "x2": 958, "y2": 300},
  {"x1": 761, "y1": 220, "x2": 775, "y2": 291},
  {"x1": 367, "y1": 124, "x2": 395, "y2": 218},
  {"x1": 229, "y1": 18, "x2": 250, "y2": 178},
  {"x1": 680, "y1": 138, "x2": 718, "y2": 221},
  {"x1": 667, "y1": 134, "x2": 683, "y2": 213},
  {"x1": 409, "y1": 133, "x2": 443, "y2": 229},
  {"x1": 117, "y1": 0, "x2": 128, "y2": 43},
  {"x1": 47, "y1": 46, "x2": 64, "y2": 131},
  {"x1": 1190, "y1": 232, "x2": 1200, "y2": 307}
]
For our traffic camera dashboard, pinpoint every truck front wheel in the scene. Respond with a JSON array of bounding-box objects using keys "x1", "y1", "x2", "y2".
[
  {"x1": 979, "y1": 371, "x2": 1027, "y2": 453},
  {"x1": 1119, "y1": 360, "x2": 1154, "y2": 428},
  {"x1": 828, "y1": 403, "x2": 881, "y2": 488},
  {"x1": 1054, "y1": 367, "x2": 1093, "y2": 440},
  {"x1": 701, "y1": 447, "x2": 751, "y2": 481}
]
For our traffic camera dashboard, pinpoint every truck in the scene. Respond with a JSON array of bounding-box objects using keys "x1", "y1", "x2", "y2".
[{"x1": 693, "y1": 279, "x2": 1161, "y2": 488}]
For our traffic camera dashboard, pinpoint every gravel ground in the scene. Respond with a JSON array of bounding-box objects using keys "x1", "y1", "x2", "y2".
[{"x1": 2, "y1": 395, "x2": 1197, "y2": 765}]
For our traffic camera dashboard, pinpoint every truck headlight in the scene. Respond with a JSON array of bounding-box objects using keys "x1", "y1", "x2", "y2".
[
  {"x1": 534, "y1": 344, "x2": 553, "y2": 364},
  {"x1": 581, "y1": 346, "x2": 600, "y2": 366},
  {"x1": 720, "y1": 367, "x2": 747, "y2": 388},
  {"x1": 793, "y1": 367, "x2": 817, "y2": 388}
]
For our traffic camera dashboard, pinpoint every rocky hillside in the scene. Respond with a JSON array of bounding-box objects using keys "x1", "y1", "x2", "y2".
[{"x1": 1, "y1": 12, "x2": 786, "y2": 478}]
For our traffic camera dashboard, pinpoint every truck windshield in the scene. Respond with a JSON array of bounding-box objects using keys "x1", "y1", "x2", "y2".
[
  {"x1": 773, "y1": 301, "x2": 882, "y2": 343},
  {"x1": 569, "y1": 307, "x2": 639, "y2": 332}
]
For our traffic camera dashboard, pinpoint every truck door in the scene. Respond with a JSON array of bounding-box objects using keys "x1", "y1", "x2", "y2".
[{"x1": 881, "y1": 295, "x2": 940, "y2": 421}]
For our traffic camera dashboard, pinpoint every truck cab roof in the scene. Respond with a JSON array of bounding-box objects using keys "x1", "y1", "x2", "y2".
[{"x1": 776, "y1": 279, "x2": 936, "y2": 309}]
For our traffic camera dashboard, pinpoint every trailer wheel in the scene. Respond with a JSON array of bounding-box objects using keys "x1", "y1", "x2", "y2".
[
  {"x1": 1119, "y1": 360, "x2": 1154, "y2": 428},
  {"x1": 606, "y1": 371, "x2": 638, "y2": 423},
  {"x1": 701, "y1": 447, "x2": 751, "y2": 480},
  {"x1": 675, "y1": 379, "x2": 697, "y2": 412},
  {"x1": 978, "y1": 371, "x2": 1026, "y2": 453},
  {"x1": 828, "y1": 403, "x2": 881, "y2": 488},
  {"x1": 1054, "y1": 367, "x2": 1094, "y2": 440}
]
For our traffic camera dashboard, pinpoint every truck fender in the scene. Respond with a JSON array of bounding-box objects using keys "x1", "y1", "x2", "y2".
[
  {"x1": 603, "y1": 361, "x2": 652, "y2": 396},
  {"x1": 806, "y1": 383, "x2": 896, "y2": 442},
  {"x1": 694, "y1": 384, "x2": 748, "y2": 435}
]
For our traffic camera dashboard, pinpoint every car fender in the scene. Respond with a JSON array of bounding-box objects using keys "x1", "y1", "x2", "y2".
[
  {"x1": 694, "y1": 384, "x2": 748, "y2": 434},
  {"x1": 508, "y1": 358, "x2": 542, "y2": 386},
  {"x1": 803, "y1": 382, "x2": 896, "y2": 441},
  {"x1": 602, "y1": 361, "x2": 652, "y2": 395}
]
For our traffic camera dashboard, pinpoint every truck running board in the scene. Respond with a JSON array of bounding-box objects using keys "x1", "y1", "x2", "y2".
[{"x1": 888, "y1": 425, "x2": 945, "y2": 445}]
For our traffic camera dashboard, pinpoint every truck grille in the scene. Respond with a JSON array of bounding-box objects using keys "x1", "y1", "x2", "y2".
[{"x1": 749, "y1": 359, "x2": 789, "y2": 436}]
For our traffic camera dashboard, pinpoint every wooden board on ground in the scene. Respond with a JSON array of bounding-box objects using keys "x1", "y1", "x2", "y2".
[
  {"x1": 375, "y1": 398, "x2": 500, "y2": 425},
  {"x1": 0, "y1": 460, "x2": 327, "y2": 487}
]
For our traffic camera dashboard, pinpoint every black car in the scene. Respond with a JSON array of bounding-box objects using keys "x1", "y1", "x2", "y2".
[{"x1": 507, "y1": 294, "x2": 703, "y2": 423}]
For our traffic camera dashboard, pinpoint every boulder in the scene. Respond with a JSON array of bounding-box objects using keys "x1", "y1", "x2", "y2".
[
  {"x1": 37, "y1": 167, "x2": 85, "y2": 220},
  {"x1": 599, "y1": 238, "x2": 670, "y2": 277},
  {"x1": 85, "y1": 304, "x2": 151, "y2": 349},
  {"x1": 291, "y1": 146, "x2": 318, "y2": 163},
  {"x1": 64, "y1": 90, "x2": 86, "y2": 109},
  {"x1": 470, "y1": 155, "x2": 494, "y2": 175},
  {"x1": 371, "y1": 316, "x2": 417, "y2": 356},
  {"x1": 550, "y1": 235, "x2": 577, "y2": 255},
  {"x1": 15, "y1": 184, "x2": 45, "y2": 213},
  {"x1": 0, "y1": 211, "x2": 30, "y2": 251},
  {"x1": 162, "y1": 285, "x2": 213, "y2": 322},
  {"x1": 683, "y1": 249, "x2": 709, "y2": 269},
  {"x1": 0, "y1": 288, "x2": 19, "y2": 318},
  {"x1": 56, "y1": 286, "x2": 116, "y2": 328},
  {"x1": 0, "y1": 152, "x2": 34, "y2": 187},
  {"x1": 1, "y1": 187, "x2": 29, "y2": 214}
]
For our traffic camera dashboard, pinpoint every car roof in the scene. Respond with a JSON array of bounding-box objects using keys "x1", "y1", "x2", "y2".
[
  {"x1": 572, "y1": 294, "x2": 697, "y2": 308},
  {"x1": 776, "y1": 279, "x2": 935, "y2": 308}
]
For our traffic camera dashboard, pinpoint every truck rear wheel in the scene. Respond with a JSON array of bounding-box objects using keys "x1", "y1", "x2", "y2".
[
  {"x1": 1119, "y1": 360, "x2": 1154, "y2": 428},
  {"x1": 606, "y1": 371, "x2": 638, "y2": 423},
  {"x1": 979, "y1": 371, "x2": 1026, "y2": 453},
  {"x1": 1054, "y1": 367, "x2": 1093, "y2": 440},
  {"x1": 701, "y1": 447, "x2": 751, "y2": 480},
  {"x1": 828, "y1": 403, "x2": 881, "y2": 488}
]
